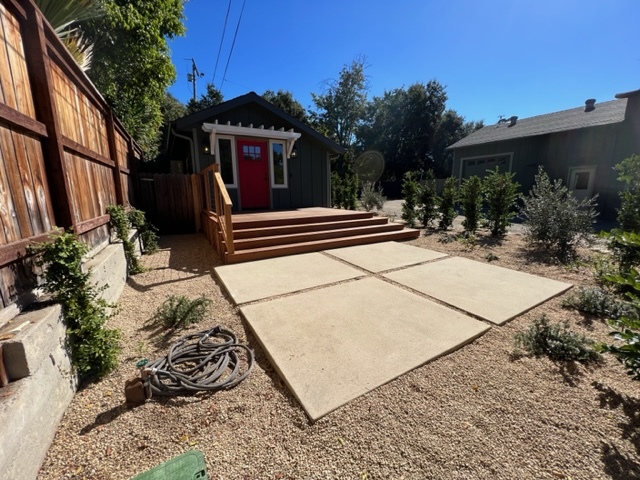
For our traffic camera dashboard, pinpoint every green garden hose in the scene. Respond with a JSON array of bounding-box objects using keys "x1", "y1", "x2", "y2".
[{"x1": 144, "y1": 326, "x2": 254, "y2": 396}]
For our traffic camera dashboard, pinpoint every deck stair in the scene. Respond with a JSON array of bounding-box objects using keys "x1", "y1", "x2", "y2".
[{"x1": 224, "y1": 208, "x2": 419, "y2": 264}]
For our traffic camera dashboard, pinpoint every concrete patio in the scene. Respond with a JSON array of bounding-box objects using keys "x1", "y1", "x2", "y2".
[{"x1": 214, "y1": 242, "x2": 572, "y2": 420}]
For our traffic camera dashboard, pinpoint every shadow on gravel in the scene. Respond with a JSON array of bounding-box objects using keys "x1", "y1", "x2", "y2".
[
  {"x1": 79, "y1": 404, "x2": 127, "y2": 435},
  {"x1": 593, "y1": 382, "x2": 640, "y2": 455},
  {"x1": 600, "y1": 442, "x2": 640, "y2": 480}
]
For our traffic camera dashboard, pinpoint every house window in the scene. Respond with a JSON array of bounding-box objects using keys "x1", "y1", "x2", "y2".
[
  {"x1": 216, "y1": 136, "x2": 237, "y2": 187},
  {"x1": 242, "y1": 144, "x2": 262, "y2": 161},
  {"x1": 270, "y1": 140, "x2": 287, "y2": 188},
  {"x1": 460, "y1": 152, "x2": 513, "y2": 180}
]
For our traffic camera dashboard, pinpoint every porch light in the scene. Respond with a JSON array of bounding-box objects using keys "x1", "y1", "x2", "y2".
[
  {"x1": 202, "y1": 140, "x2": 210, "y2": 154},
  {"x1": 290, "y1": 145, "x2": 298, "y2": 158}
]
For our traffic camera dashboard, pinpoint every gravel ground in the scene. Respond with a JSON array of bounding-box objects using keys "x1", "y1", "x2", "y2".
[{"x1": 38, "y1": 227, "x2": 640, "y2": 480}]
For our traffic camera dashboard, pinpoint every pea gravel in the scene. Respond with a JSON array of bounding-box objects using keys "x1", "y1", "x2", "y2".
[{"x1": 37, "y1": 231, "x2": 640, "y2": 480}]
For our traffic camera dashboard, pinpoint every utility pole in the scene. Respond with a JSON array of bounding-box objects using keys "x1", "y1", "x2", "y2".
[{"x1": 186, "y1": 59, "x2": 204, "y2": 102}]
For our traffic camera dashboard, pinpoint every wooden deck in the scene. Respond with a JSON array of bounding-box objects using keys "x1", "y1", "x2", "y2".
[{"x1": 203, "y1": 207, "x2": 420, "y2": 264}]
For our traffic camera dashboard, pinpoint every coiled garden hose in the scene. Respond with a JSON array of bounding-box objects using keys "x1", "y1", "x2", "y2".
[{"x1": 143, "y1": 326, "x2": 254, "y2": 396}]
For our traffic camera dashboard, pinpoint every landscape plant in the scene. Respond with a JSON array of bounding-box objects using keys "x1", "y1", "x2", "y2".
[
  {"x1": 127, "y1": 208, "x2": 159, "y2": 254},
  {"x1": 153, "y1": 294, "x2": 212, "y2": 329},
  {"x1": 614, "y1": 153, "x2": 640, "y2": 232},
  {"x1": 359, "y1": 182, "x2": 386, "y2": 212},
  {"x1": 514, "y1": 315, "x2": 600, "y2": 363},
  {"x1": 401, "y1": 171, "x2": 420, "y2": 228},
  {"x1": 438, "y1": 176, "x2": 457, "y2": 230},
  {"x1": 419, "y1": 170, "x2": 438, "y2": 228},
  {"x1": 561, "y1": 286, "x2": 635, "y2": 319},
  {"x1": 30, "y1": 232, "x2": 121, "y2": 380},
  {"x1": 459, "y1": 175, "x2": 483, "y2": 235},
  {"x1": 520, "y1": 166, "x2": 597, "y2": 260},
  {"x1": 483, "y1": 167, "x2": 520, "y2": 235},
  {"x1": 107, "y1": 204, "x2": 143, "y2": 274}
]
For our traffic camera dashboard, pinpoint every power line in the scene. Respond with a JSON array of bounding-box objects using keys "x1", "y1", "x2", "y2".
[
  {"x1": 212, "y1": 0, "x2": 232, "y2": 86},
  {"x1": 220, "y1": 0, "x2": 246, "y2": 92}
]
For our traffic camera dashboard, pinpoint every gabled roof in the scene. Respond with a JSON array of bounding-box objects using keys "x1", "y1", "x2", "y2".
[
  {"x1": 448, "y1": 97, "x2": 628, "y2": 150},
  {"x1": 174, "y1": 91, "x2": 344, "y2": 154}
]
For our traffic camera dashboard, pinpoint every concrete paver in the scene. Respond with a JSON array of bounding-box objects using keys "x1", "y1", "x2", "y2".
[
  {"x1": 214, "y1": 252, "x2": 363, "y2": 304},
  {"x1": 240, "y1": 277, "x2": 490, "y2": 420},
  {"x1": 384, "y1": 256, "x2": 572, "y2": 325},
  {"x1": 325, "y1": 241, "x2": 447, "y2": 273}
]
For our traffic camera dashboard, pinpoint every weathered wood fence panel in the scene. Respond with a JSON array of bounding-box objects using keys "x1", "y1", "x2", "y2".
[
  {"x1": 0, "y1": 0, "x2": 143, "y2": 310},
  {"x1": 136, "y1": 174, "x2": 199, "y2": 234}
]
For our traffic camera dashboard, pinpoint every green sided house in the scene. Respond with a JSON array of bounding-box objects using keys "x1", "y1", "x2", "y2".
[
  {"x1": 447, "y1": 88, "x2": 640, "y2": 219},
  {"x1": 166, "y1": 91, "x2": 342, "y2": 211},
  {"x1": 164, "y1": 92, "x2": 419, "y2": 263}
]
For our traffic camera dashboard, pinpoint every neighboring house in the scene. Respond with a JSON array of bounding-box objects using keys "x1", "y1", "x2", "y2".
[
  {"x1": 165, "y1": 92, "x2": 343, "y2": 211},
  {"x1": 447, "y1": 88, "x2": 640, "y2": 219}
]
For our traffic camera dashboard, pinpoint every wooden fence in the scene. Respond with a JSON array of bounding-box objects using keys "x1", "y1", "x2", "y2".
[{"x1": 0, "y1": 0, "x2": 141, "y2": 311}]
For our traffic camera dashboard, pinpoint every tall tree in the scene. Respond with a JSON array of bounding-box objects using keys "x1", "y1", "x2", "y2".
[
  {"x1": 82, "y1": 0, "x2": 186, "y2": 157},
  {"x1": 432, "y1": 110, "x2": 484, "y2": 177},
  {"x1": 160, "y1": 92, "x2": 187, "y2": 123},
  {"x1": 262, "y1": 90, "x2": 307, "y2": 123},
  {"x1": 359, "y1": 81, "x2": 448, "y2": 180},
  {"x1": 310, "y1": 57, "x2": 369, "y2": 147},
  {"x1": 186, "y1": 83, "x2": 224, "y2": 114}
]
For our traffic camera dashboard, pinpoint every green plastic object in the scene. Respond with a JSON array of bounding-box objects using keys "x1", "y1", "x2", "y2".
[{"x1": 131, "y1": 450, "x2": 207, "y2": 480}]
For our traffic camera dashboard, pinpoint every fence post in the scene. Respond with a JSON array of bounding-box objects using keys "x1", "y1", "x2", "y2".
[
  {"x1": 106, "y1": 111, "x2": 124, "y2": 206},
  {"x1": 21, "y1": 1, "x2": 74, "y2": 229}
]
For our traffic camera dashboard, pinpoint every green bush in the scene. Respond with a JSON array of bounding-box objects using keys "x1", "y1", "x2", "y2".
[
  {"x1": 331, "y1": 171, "x2": 345, "y2": 208},
  {"x1": 331, "y1": 171, "x2": 358, "y2": 210},
  {"x1": 107, "y1": 204, "x2": 143, "y2": 274},
  {"x1": 514, "y1": 315, "x2": 600, "y2": 363},
  {"x1": 30, "y1": 232, "x2": 121, "y2": 381},
  {"x1": 561, "y1": 286, "x2": 636, "y2": 319},
  {"x1": 360, "y1": 182, "x2": 386, "y2": 212},
  {"x1": 153, "y1": 295, "x2": 212, "y2": 329},
  {"x1": 459, "y1": 176, "x2": 483, "y2": 235},
  {"x1": 127, "y1": 208, "x2": 159, "y2": 254},
  {"x1": 520, "y1": 166, "x2": 598, "y2": 260},
  {"x1": 401, "y1": 171, "x2": 420, "y2": 228},
  {"x1": 419, "y1": 170, "x2": 439, "y2": 228},
  {"x1": 483, "y1": 168, "x2": 520, "y2": 236},
  {"x1": 438, "y1": 176, "x2": 457, "y2": 230},
  {"x1": 615, "y1": 153, "x2": 640, "y2": 232}
]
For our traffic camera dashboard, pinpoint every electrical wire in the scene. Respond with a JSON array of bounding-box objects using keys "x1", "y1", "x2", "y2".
[
  {"x1": 145, "y1": 326, "x2": 254, "y2": 396},
  {"x1": 212, "y1": 0, "x2": 233, "y2": 86},
  {"x1": 220, "y1": 0, "x2": 246, "y2": 92}
]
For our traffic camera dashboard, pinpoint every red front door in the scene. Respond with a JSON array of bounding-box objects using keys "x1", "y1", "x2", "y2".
[{"x1": 237, "y1": 139, "x2": 269, "y2": 209}]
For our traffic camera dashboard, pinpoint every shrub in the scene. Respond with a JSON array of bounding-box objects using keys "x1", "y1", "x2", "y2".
[
  {"x1": 459, "y1": 175, "x2": 483, "y2": 235},
  {"x1": 344, "y1": 171, "x2": 359, "y2": 210},
  {"x1": 514, "y1": 315, "x2": 600, "y2": 363},
  {"x1": 520, "y1": 166, "x2": 598, "y2": 260},
  {"x1": 331, "y1": 171, "x2": 345, "y2": 208},
  {"x1": 153, "y1": 295, "x2": 212, "y2": 329},
  {"x1": 419, "y1": 170, "x2": 439, "y2": 228},
  {"x1": 615, "y1": 153, "x2": 640, "y2": 232},
  {"x1": 360, "y1": 182, "x2": 386, "y2": 212},
  {"x1": 401, "y1": 171, "x2": 421, "y2": 228},
  {"x1": 107, "y1": 204, "x2": 143, "y2": 274},
  {"x1": 438, "y1": 176, "x2": 457, "y2": 230},
  {"x1": 30, "y1": 232, "x2": 121, "y2": 381},
  {"x1": 127, "y1": 208, "x2": 159, "y2": 254},
  {"x1": 561, "y1": 286, "x2": 636, "y2": 319},
  {"x1": 483, "y1": 168, "x2": 520, "y2": 236}
]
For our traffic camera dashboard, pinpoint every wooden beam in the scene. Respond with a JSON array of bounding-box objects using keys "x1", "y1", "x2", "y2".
[
  {"x1": 21, "y1": 2, "x2": 74, "y2": 229},
  {"x1": 0, "y1": 345, "x2": 8, "y2": 387},
  {"x1": 0, "y1": 229, "x2": 62, "y2": 267},
  {"x1": 2, "y1": 0, "x2": 27, "y2": 20},
  {"x1": 191, "y1": 174, "x2": 201, "y2": 232},
  {"x1": 61, "y1": 136, "x2": 115, "y2": 168},
  {"x1": 73, "y1": 214, "x2": 110, "y2": 235},
  {"x1": 0, "y1": 103, "x2": 47, "y2": 137}
]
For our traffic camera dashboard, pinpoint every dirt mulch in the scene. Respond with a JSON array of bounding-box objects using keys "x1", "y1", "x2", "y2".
[{"x1": 38, "y1": 230, "x2": 640, "y2": 480}]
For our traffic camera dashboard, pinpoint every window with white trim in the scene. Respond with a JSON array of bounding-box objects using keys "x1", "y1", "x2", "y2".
[
  {"x1": 215, "y1": 136, "x2": 237, "y2": 187},
  {"x1": 270, "y1": 140, "x2": 287, "y2": 188}
]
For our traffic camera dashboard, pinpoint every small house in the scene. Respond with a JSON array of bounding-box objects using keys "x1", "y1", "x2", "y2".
[
  {"x1": 165, "y1": 92, "x2": 343, "y2": 211},
  {"x1": 447, "y1": 88, "x2": 640, "y2": 218}
]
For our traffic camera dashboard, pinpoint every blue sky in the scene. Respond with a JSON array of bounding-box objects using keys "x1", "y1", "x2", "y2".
[{"x1": 168, "y1": 0, "x2": 640, "y2": 125}]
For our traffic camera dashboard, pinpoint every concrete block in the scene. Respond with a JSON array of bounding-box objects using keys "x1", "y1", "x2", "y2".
[
  {"x1": 86, "y1": 242, "x2": 128, "y2": 306},
  {"x1": 2, "y1": 304, "x2": 64, "y2": 381},
  {"x1": 0, "y1": 323, "x2": 76, "y2": 480}
]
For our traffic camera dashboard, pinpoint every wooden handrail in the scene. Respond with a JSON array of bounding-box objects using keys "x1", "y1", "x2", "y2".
[{"x1": 199, "y1": 163, "x2": 235, "y2": 259}]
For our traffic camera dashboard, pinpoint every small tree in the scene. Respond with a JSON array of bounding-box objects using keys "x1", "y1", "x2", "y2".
[
  {"x1": 360, "y1": 182, "x2": 386, "y2": 212},
  {"x1": 459, "y1": 176, "x2": 483, "y2": 235},
  {"x1": 615, "y1": 153, "x2": 640, "y2": 232},
  {"x1": 420, "y1": 170, "x2": 438, "y2": 228},
  {"x1": 331, "y1": 171, "x2": 345, "y2": 208},
  {"x1": 521, "y1": 166, "x2": 598, "y2": 260},
  {"x1": 401, "y1": 171, "x2": 421, "y2": 228},
  {"x1": 484, "y1": 168, "x2": 520, "y2": 236},
  {"x1": 438, "y1": 176, "x2": 457, "y2": 230}
]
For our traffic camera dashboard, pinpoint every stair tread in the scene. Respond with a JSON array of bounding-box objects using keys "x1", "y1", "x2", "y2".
[{"x1": 234, "y1": 217, "x2": 389, "y2": 238}]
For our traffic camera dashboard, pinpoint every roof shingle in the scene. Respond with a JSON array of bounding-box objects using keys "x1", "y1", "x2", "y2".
[{"x1": 448, "y1": 98, "x2": 628, "y2": 150}]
